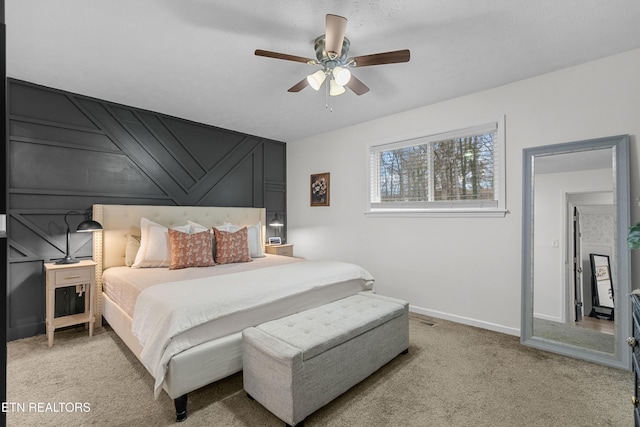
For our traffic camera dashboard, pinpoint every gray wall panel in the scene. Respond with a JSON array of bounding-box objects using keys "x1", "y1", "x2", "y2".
[
  {"x1": 9, "y1": 83, "x2": 99, "y2": 130},
  {"x1": 7, "y1": 79, "x2": 287, "y2": 340},
  {"x1": 8, "y1": 261, "x2": 46, "y2": 337},
  {"x1": 10, "y1": 121, "x2": 117, "y2": 151}
]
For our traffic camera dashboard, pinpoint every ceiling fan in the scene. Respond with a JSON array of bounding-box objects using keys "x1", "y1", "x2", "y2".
[{"x1": 255, "y1": 14, "x2": 410, "y2": 96}]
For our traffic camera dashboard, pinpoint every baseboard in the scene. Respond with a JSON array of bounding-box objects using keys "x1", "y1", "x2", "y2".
[
  {"x1": 533, "y1": 313, "x2": 562, "y2": 323},
  {"x1": 409, "y1": 305, "x2": 520, "y2": 337}
]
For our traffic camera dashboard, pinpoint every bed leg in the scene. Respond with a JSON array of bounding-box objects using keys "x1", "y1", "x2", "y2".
[{"x1": 175, "y1": 394, "x2": 188, "y2": 422}]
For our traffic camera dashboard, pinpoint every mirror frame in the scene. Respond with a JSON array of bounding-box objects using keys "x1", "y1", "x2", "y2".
[{"x1": 521, "y1": 134, "x2": 631, "y2": 370}]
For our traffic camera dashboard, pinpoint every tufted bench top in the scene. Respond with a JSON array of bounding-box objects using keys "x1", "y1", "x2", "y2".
[{"x1": 253, "y1": 292, "x2": 407, "y2": 361}]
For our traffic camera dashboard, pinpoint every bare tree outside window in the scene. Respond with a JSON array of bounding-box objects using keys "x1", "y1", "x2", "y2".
[
  {"x1": 378, "y1": 132, "x2": 495, "y2": 203},
  {"x1": 368, "y1": 119, "x2": 505, "y2": 216}
]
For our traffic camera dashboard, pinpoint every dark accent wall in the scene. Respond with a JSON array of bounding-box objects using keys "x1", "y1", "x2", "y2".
[
  {"x1": 7, "y1": 79, "x2": 287, "y2": 340},
  {"x1": 2, "y1": 1, "x2": 7, "y2": 422}
]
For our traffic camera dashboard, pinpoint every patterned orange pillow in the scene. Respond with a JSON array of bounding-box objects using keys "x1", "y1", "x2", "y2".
[
  {"x1": 213, "y1": 227, "x2": 252, "y2": 264},
  {"x1": 168, "y1": 229, "x2": 215, "y2": 270}
]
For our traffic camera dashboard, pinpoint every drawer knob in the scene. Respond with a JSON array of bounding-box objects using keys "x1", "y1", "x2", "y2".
[
  {"x1": 628, "y1": 337, "x2": 637, "y2": 348},
  {"x1": 633, "y1": 396, "x2": 639, "y2": 406}
]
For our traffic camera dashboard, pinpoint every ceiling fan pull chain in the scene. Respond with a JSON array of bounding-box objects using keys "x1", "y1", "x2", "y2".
[{"x1": 325, "y1": 81, "x2": 333, "y2": 112}]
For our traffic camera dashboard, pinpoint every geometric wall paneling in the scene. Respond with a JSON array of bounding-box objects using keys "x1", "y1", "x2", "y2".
[
  {"x1": 198, "y1": 151, "x2": 257, "y2": 207},
  {"x1": 265, "y1": 186, "x2": 286, "y2": 213},
  {"x1": 10, "y1": 120, "x2": 118, "y2": 151},
  {"x1": 161, "y1": 116, "x2": 251, "y2": 171},
  {"x1": 193, "y1": 140, "x2": 264, "y2": 207},
  {"x1": 7, "y1": 79, "x2": 287, "y2": 340},
  {"x1": 264, "y1": 140, "x2": 287, "y2": 241},
  {"x1": 9, "y1": 82, "x2": 100, "y2": 129},
  {"x1": 9, "y1": 140, "x2": 164, "y2": 197},
  {"x1": 264, "y1": 141, "x2": 286, "y2": 183},
  {"x1": 8, "y1": 211, "x2": 95, "y2": 263},
  {"x1": 2, "y1": 15, "x2": 9, "y2": 420}
]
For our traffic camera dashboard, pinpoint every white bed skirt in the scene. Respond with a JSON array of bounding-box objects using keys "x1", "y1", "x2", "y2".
[{"x1": 103, "y1": 293, "x2": 243, "y2": 399}]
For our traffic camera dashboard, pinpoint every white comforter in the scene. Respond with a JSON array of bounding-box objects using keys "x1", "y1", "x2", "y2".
[{"x1": 131, "y1": 260, "x2": 374, "y2": 396}]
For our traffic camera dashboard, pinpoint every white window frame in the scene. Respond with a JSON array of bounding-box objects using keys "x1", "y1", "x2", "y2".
[{"x1": 366, "y1": 116, "x2": 507, "y2": 218}]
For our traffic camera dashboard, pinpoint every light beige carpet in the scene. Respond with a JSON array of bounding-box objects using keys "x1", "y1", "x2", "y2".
[{"x1": 6, "y1": 314, "x2": 632, "y2": 426}]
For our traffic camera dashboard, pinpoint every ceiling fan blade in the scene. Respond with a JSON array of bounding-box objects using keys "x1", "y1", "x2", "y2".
[
  {"x1": 255, "y1": 49, "x2": 314, "y2": 64},
  {"x1": 346, "y1": 75, "x2": 370, "y2": 96},
  {"x1": 325, "y1": 14, "x2": 347, "y2": 58},
  {"x1": 287, "y1": 78, "x2": 309, "y2": 93},
  {"x1": 351, "y1": 49, "x2": 410, "y2": 67}
]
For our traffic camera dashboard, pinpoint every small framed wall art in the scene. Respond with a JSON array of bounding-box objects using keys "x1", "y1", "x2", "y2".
[{"x1": 310, "y1": 172, "x2": 330, "y2": 207}]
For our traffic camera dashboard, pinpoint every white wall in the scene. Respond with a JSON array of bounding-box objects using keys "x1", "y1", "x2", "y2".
[{"x1": 287, "y1": 48, "x2": 640, "y2": 336}]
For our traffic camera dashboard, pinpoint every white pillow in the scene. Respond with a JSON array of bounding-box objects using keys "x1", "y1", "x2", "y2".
[
  {"x1": 124, "y1": 234, "x2": 141, "y2": 267},
  {"x1": 132, "y1": 218, "x2": 190, "y2": 268},
  {"x1": 188, "y1": 220, "x2": 213, "y2": 234},
  {"x1": 222, "y1": 221, "x2": 264, "y2": 258},
  {"x1": 213, "y1": 223, "x2": 234, "y2": 232}
]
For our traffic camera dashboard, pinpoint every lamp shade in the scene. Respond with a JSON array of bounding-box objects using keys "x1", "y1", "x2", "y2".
[
  {"x1": 269, "y1": 213, "x2": 284, "y2": 227},
  {"x1": 332, "y1": 66, "x2": 351, "y2": 86},
  {"x1": 307, "y1": 69, "x2": 326, "y2": 91},
  {"x1": 76, "y1": 219, "x2": 103, "y2": 232},
  {"x1": 329, "y1": 79, "x2": 346, "y2": 96}
]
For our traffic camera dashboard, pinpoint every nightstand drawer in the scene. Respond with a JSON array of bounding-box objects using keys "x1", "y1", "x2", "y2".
[
  {"x1": 265, "y1": 244, "x2": 294, "y2": 257},
  {"x1": 277, "y1": 246, "x2": 293, "y2": 257},
  {"x1": 55, "y1": 268, "x2": 91, "y2": 285},
  {"x1": 265, "y1": 243, "x2": 293, "y2": 256}
]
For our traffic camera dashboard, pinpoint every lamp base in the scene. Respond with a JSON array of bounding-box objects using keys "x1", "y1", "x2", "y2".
[{"x1": 55, "y1": 257, "x2": 80, "y2": 265}]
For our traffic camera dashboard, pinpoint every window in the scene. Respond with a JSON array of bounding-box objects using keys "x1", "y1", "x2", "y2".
[{"x1": 367, "y1": 118, "x2": 506, "y2": 217}]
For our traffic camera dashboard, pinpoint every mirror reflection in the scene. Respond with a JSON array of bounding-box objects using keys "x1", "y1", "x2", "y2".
[
  {"x1": 522, "y1": 135, "x2": 631, "y2": 370},
  {"x1": 532, "y1": 148, "x2": 615, "y2": 353}
]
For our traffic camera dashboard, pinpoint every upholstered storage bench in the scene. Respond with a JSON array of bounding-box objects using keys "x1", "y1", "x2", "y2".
[{"x1": 242, "y1": 292, "x2": 409, "y2": 427}]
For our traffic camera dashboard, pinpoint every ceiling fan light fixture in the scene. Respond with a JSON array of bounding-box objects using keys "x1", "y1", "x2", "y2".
[
  {"x1": 332, "y1": 66, "x2": 351, "y2": 86},
  {"x1": 255, "y1": 14, "x2": 409, "y2": 97},
  {"x1": 329, "y1": 78, "x2": 346, "y2": 96},
  {"x1": 307, "y1": 69, "x2": 326, "y2": 91}
]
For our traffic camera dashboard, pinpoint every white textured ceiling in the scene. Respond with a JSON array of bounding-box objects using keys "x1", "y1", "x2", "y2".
[{"x1": 7, "y1": 1, "x2": 640, "y2": 142}]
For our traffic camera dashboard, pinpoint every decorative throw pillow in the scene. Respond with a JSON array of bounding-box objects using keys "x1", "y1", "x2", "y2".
[
  {"x1": 189, "y1": 220, "x2": 218, "y2": 257},
  {"x1": 221, "y1": 221, "x2": 265, "y2": 258},
  {"x1": 213, "y1": 227, "x2": 252, "y2": 264},
  {"x1": 168, "y1": 229, "x2": 215, "y2": 270},
  {"x1": 132, "y1": 218, "x2": 190, "y2": 268}
]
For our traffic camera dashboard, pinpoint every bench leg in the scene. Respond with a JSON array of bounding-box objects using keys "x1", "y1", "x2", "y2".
[
  {"x1": 249, "y1": 393, "x2": 301, "y2": 426},
  {"x1": 401, "y1": 348, "x2": 409, "y2": 355},
  {"x1": 175, "y1": 394, "x2": 188, "y2": 422}
]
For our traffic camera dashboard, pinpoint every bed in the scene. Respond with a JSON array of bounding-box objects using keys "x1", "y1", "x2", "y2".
[{"x1": 91, "y1": 204, "x2": 374, "y2": 421}]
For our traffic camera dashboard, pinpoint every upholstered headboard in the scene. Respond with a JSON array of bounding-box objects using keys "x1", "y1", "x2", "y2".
[
  {"x1": 91, "y1": 204, "x2": 266, "y2": 324},
  {"x1": 92, "y1": 204, "x2": 266, "y2": 271}
]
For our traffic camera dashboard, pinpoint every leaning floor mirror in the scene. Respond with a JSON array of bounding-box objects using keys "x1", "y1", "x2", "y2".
[{"x1": 521, "y1": 134, "x2": 631, "y2": 370}]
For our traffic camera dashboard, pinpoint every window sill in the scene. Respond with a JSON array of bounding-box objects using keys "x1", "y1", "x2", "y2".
[{"x1": 364, "y1": 209, "x2": 509, "y2": 218}]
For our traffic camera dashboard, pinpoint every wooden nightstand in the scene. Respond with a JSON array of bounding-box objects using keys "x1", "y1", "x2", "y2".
[
  {"x1": 265, "y1": 244, "x2": 294, "y2": 257},
  {"x1": 44, "y1": 260, "x2": 96, "y2": 347}
]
